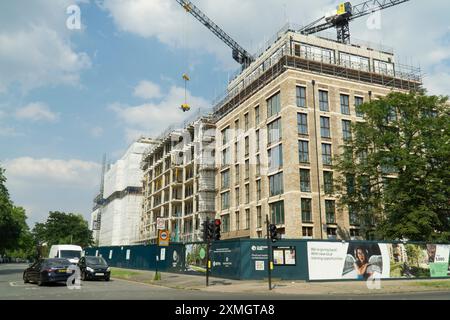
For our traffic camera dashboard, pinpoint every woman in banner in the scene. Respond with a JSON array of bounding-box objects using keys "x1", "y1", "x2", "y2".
[{"x1": 354, "y1": 247, "x2": 372, "y2": 280}]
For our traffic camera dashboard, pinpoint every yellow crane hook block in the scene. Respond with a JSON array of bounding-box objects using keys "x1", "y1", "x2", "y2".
[
  {"x1": 181, "y1": 103, "x2": 191, "y2": 112},
  {"x1": 182, "y1": 73, "x2": 190, "y2": 81}
]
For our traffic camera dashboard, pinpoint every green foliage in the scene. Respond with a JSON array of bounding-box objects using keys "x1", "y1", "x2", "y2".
[
  {"x1": 32, "y1": 211, "x2": 94, "y2": 248},
  {"x1": 334, "y1": 92, "x2": 450, "y2": 242}
]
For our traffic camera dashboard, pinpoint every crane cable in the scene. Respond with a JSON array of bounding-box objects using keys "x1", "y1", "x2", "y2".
[{"x1": 181, "y1": 2, "x2": 191, "y2": 112}]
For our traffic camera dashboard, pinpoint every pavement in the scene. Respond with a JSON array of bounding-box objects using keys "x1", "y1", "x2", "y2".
[{"x1": 111, "y1": 266, "x2": 450, "y2": 297}]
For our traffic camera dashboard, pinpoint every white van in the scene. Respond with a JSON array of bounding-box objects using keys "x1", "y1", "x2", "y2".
[{"x1": 49, "y1": 245, "x2": 83, "y2": 264}]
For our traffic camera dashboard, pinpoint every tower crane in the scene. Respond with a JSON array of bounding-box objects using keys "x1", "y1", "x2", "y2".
[
  {"x1": 175, "y1": 0, "x2": 254, "y2": 70},
  {"x1": 299, "y1": 0, "x2": 411, "y2": 44}
]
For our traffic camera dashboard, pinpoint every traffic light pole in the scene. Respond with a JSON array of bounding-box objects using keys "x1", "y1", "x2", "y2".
[
  {"x1": 206, "y1": 238, "x2": 210, "y2": 287},
  {"x1": 266, "y1": 215, "x2": 272, "y2": 291}
]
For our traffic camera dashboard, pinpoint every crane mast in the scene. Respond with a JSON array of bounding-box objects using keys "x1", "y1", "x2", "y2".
[{"x1": 175, "y1": 0, "x2": 254, "y2": 69}]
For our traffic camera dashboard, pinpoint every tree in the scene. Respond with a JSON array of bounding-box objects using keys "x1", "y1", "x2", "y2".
[
  {"x1": 334, "y1": 92, "x2": 450, "y2": 242},
  {"x1": 32, "y1": 211, "x2": 93, "y2": 248},
  {"x1": 0, "y1": 167, "x2": 30, "y2": 255}
]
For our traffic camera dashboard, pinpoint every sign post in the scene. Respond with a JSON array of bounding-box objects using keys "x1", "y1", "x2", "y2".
[
  {"x1": 155, "y1": 230, "x2": 170, "y2": 281},
  {"x1": 266, "y1": 215, "x2": 273, "y2": 290}
]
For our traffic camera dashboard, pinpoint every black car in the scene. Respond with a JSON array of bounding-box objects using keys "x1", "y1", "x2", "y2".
[
  {"x1": 78, "y1": 256, "x2": 111, "y2": 281},
  {"x1": 23, "y1": 258, "x2": 73, "y2": 286}
]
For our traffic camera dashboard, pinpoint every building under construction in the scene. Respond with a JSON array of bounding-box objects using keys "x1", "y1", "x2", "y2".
[{"x1": 139, "y1": 116, "x2": 216, "y2": 244}]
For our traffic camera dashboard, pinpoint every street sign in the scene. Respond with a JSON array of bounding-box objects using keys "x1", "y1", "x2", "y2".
[
  {"x1": 158, "y1": 230, "x2": 170, "y2": 247},
  {"x1": 157, "y1": 218, "x2": 165, "y2": 230}
]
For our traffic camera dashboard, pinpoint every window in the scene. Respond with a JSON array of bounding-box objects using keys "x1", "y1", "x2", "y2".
[
  {"x1": 256, "y1": 129, "x2": 260, "y2": 152},
  {"x1": 324, "y1": 171, "x2": 334, "y2": 194},
  {"x1": 245, "y1": 209, "x2": 250, "y2": 230},
  {"x1": 269, "y1": 172, "x2": 284, "y2": 196},
  {"x1": 235, "y1": 164, "x2": 240, "y2": 182},
  {"x1": 221, "y1": 169, "x2": 230, "y2": 189},
  {"x1": 268, "y1": 144, "x2": 283, "y2": 170},
  {"x1": 256, "y1": 179, "x2": 261, "y2": 200},
  {"x1": 296, "y1": 86, "x2": 306, "y2": 108},
  {"x1": 235, "y1": 187, "x2": 240, "y2": 206},
  {"x1": 270, "y1": 201, "x2": 285, "y2": 225},
  {"x1": 256, "y1": 155, "x2": 261, "y2": 176},
  {"x1": 222, "y1": 214, "x2": 230, "y2": 232},
  {"x1": 222, "y1": 127, "x2": 230, "y2": 145},
  {"x1": 346, "y1": 175, "x2": 355, "y2": 195},
  {"x1": 235, "y1": 211, "x2": 240, "y2": 230},
  {"x1": 355, "y1": 96, "x2": 364, "y2": 117},
  {"x1": 245, "y1": 136, "x2": 249, "y2": 156},
  {"x1": 267, "y1": 118, "x2": 282, "y2": 144},
  {"x1": 235, "y1": 119, "x2": 240, "y2": 131},
  {"x1": 341, "y1": 94, "x2": 350, "y2": 115},
  {"x1": 349, "y1": 205, "x2": 360, "y2": 225},
  {"x1": 222, "y1": 148, "x2": 230, "y2": 166},
  {"x1": 267, "y1": 92, "x2": 281, "y2": 118},
  {"x1": 300, "y1": 169, "x2": 311, "y2": 192},
  {"x1": 297, "y1": 113, "x2": 308, "y2": 135},
  {"x1": 257, "y1": 206, "x2": 262, "y2": 228},
  {"x1": 221, "y1": 192, "x2": 230, "y2": 210},
  {"x1": 298, "y1": 140, "x2": 309, "y2": 163},
  {"x1": 387, "y1": 106, "x2": 398, "y2": 123},
  {"x1": 244, "y1": 113, "x2": 249, "y2": 132},
  {"x1": 319, "y1": 90, "x2": 329, "y2": 112},
  {"x1": 327, "y1": 227, "x2": 337, "y2": 239},
  {"x1": 302, "y1": 227, "x2": 313, "y2": 239},
  {"x1": 320, "y1": 116, "x2": 331, "y2": 138},
  {"x1": 342, "y1": 120, "x2": 352, "y2": 141},
  {"x1": 325, "y1": 200, "x2": 336, "y2": 224},
  {"x1": 245, "y1": 160, "x2": 250, "y2": 179},
  {"x1": 255, "y1": 106, "x2": 260, "y2": 125},
  {"x1": 322, "y1": 143, "x2": 332, "y2": 165},
  {"x1": 301, "y1": 198, "x2": 312, "y2": 222},
  {"x1": 234, "y1": 142, "x2": 239, "y2": 163},
  {"x1": 245, "y1": 184, "x2": 250, "y2": 204}
]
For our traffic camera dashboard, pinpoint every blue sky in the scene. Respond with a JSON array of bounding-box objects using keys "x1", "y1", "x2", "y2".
[{"x1": 0, "y1": 0, "x2": 449, "y2": 228}]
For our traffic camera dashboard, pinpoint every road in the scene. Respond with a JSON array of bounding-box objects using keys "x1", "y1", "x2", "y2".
[{"x1": 1, "y1": 264, "x2": 449, "y2": 300}]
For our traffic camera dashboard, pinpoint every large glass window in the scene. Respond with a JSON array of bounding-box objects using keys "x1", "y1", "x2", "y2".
[
  {"x1": 322, "y1": 143, "x2": 332, "y2": 165},
  {"x1": 221, "y1": 192, "x2": 230, "y2": 210},
  {"x1": 222, "y1": 148, "x2": 230, "y2": 166},
  {"x1": 324, "y1": 171, "x2": 334, "y2": 194},
  {"x1": 235, "y1": 187, "x2": 240, "y2": 206},
  {"x1": 270, "y1": 200, "x2": 285, "y2": 225},
  {"x1": 267, "y1": 118, "x2": 282, "y2": 144},
  {"x1": 341, "y1": 94, "x2": 350, "y2": 115},
  {"x1": 245, "y1": 209, "x2": 250, "y2": 230},
  {"x1": 257, "y1": 206, "x2": 262, "y2": 228},
  {"x1": 222, "y1": 214, "x2": 230, "y2": 232},
  {"x1": 296, "y1": 86, "x2": 306, "y2": 108},
  {"x1": 319, "y1": 90, "x2": 329, "y2": 112},
  {"x1": 301, "y1": 198, "x2": 312, "y2": 222},
  {"x1": 245, "y1": 184, "x2": 250, "y2": 204},
  {"x1": 325, "y1": 200, "x2": 336, "y2": 224},
  {"x1": 300, "y1": 169, "x2": 311, "y2": 192},
  {"x1": 268, "y1": 144, "x2": 283, "y2": 170},
  {"x1": 298, "y1": 140, "x2": 309, "y2": 163},
  {"x1": 222, "y1": 127, "x2": 230, "y2": 146},
  {"x1": 269, "y1": 172, "x2": 284, "y2": 196},
  {"x1": 244, "y1": 113, "x2": 249, "y2": 132},
  {"x1": 297, "y1": 113, "x2": 308, "y2": 135},
  {"x1": 267, "y1": 93, "x2": 281, "y2": 118},
  {"x1": 256, "y1": 179, "x2": 261, "y2": 200},
  {"x1": 355, "y1": 96, "x2": 364, "y2": 117},
  {"x1": 320, "y1": 116, "x2": 331, "y2": 138},
  {"x1": 245, "y1": 136, "x2": 249, "y2": 156},
  {"x1": 255, "y1": 106, "x2": 260, "y2": 125},
  {"x1": 221, "y1": 169, "x2": 230, "y2": 189},
  {"x1": 342, "y1": 120, "x2": 352, "y2": 141},
  {"x1": 245, "y1": 160, "x2": 250, "y2": 179}
]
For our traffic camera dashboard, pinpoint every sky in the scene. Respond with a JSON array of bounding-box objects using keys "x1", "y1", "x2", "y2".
[{"x1": 0, "y1": 0, "x2": 449, "y2": 228}]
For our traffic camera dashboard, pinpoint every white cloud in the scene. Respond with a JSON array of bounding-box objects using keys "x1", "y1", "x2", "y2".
[
  {"x1": 3, "y1": 157, "x2": 100, "y2": 187},
  {"x1": 15, "y1": 102, "x2": 59, "y2": 122},
  {"x1": 133, "y1": 80, "x2": 163, "y2": 100},
  {"x1": 111, "y1": 84, "x2": 210, "y2": 140},
  {"x1": 0, "y1": 0, "x2": 91, "y2": 93}
]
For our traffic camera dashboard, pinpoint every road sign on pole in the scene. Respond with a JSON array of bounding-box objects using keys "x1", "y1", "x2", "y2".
[
  {"x1": 158, "y1": 230, "x2": 170, "y2": 247},
  {"x1": 157, "y1": 218, "x2": 165, "y2": 230}
]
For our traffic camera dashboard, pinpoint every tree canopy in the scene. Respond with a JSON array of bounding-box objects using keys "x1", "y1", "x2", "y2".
[{"x1": 334, "y1": 92, "x2": 450, "y2": 242}]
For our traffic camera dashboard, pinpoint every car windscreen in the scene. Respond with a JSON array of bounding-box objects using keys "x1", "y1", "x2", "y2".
[
  {"x1": 60, "y1": 250, "x2": 81, "y2": 258},
  {"x1": 86, "y1": 257, "x2": 107, "y2": 266},
  {"x1": 44, "y1": 259, "x2": 70, "y2": 268}
]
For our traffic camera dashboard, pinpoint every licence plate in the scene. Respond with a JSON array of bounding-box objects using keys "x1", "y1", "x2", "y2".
[
  {"x1": 95, "y1": 273, "x2": 104, "y2": 276},
  {"x1": 58, "y1": 269, "x2": 67, "y2": 273}
]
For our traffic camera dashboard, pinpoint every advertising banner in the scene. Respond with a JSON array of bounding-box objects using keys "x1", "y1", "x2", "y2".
[{"x1": 308, "y1": 242, "x2": 450, "y2": 281}]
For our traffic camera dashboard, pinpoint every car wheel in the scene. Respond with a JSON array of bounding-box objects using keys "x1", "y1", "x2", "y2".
[
  {"x1": 37, "y1": 277, "x2": 44, "y2": 286},
  {"x1": 23, "y1": 273, "x2": 29, "y2": 284},
  {"x1": 105, "y1": 276, "x2": 110, "y2": 282},
  {"x1": 81, "y1": 271, "x2": 86, "y2": 281}
]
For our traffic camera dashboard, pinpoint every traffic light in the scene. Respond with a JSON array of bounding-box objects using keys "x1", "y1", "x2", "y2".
[
  {"x1": 201, "y1": 220, "x2": 210, "y2": 242},
  {"x1": 213, "y1": 219, "x2": 221, "y2": 241},
  {"x1": 269, "y1": 224, "x2": 278, "y2": 242},
  {"x1": 207, "y1": 220, "x2": 214, "y2": 241}
]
